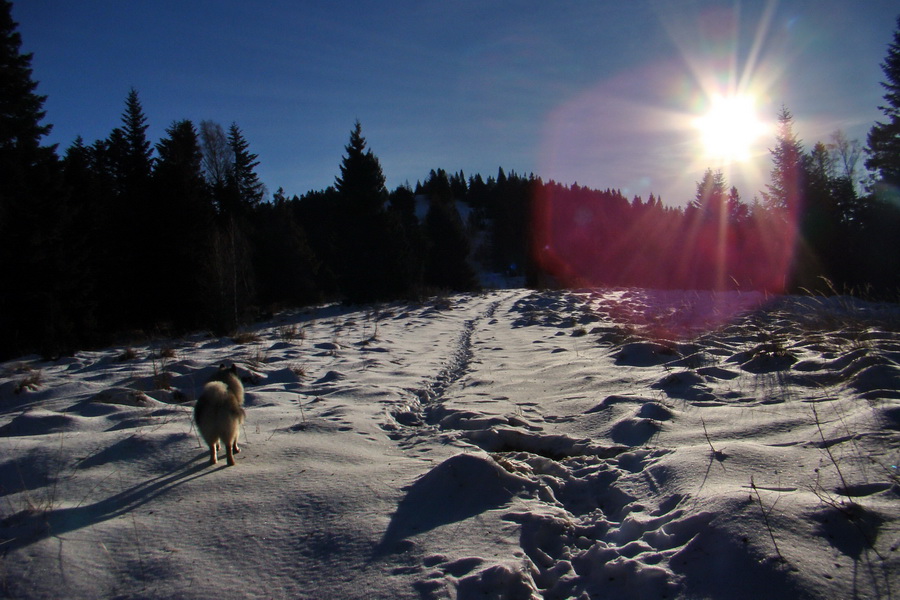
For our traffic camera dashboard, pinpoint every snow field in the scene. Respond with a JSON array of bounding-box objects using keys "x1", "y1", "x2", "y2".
[{"x1": 1, "y1": 288, "x2": 898, "y2": 599}]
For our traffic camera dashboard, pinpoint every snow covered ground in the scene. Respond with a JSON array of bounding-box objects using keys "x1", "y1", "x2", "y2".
[{"x1": 1, "y1": 288, "x2": 898, "y2": 599}]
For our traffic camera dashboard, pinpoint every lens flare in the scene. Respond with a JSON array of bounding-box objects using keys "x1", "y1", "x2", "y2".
[
  {"x1": 533, "y1": 4, "x2": 801, "y2": 339},
  {"x1": 695, "y1": 94, "x2": 768, "y2": 162}
]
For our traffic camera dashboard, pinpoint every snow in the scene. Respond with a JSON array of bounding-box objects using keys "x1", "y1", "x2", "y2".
[{"x1": 1, "y1": 288, "x2": 898, "y2": 599}]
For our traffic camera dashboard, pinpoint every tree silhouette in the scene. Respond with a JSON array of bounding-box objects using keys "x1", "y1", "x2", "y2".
[
  {"x1": 335, "y1": 120, "x2": 387, "y2": 217},
  {"x1": 690, "y1": 168, "x2": 727, "y2": 218},
  {"x1": 250, "y1": 197, "x2": 321, "y2": 309},
  {"x1": 0, "y1": 0, "x2": 71, "y2": 357},
  {"x1": 0, "y1": 0, "x2": 56, "y2": 192},
  {"x1": 199, "y1": 120, "x2": 231, "y2": 191},
  {"x1": 119, "y1": 88, "x2": 153, "y2": 189},
  {"x1": 103, "y1": 89, "x2": 157, "y2": 330},
  {"x1": 226, "y1": 122, "x2": 265, "y2": 213},
  {"x1": 153, "y1": 120, "x2": 215, "y2": 328},
  {"x1": 424, "y1": 194, "x2": 476, "y2": 292},
  {"x1": 866, "y1": 15, "x2": 900, "y2": 196},
  {"x1": 334, "y1": 121, "x2": 394, "y2": 303},
  {"x1": 764, "y1": 106, "x2": 806, "y2": 215}
]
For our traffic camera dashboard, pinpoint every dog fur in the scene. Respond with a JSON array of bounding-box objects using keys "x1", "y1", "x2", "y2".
[{"x1": 194, "y1": 364, "x2": 246, "y2": 466}]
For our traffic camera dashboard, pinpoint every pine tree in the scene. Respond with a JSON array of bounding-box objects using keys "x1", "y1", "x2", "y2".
[
  {"x1": 153, "y1": 120, "x2": 215, "y2": 327},
  {"x1": 335, "y1": 120, "x2": 387, "y2": 216},
  {"x1": 726, "y1": 186, "x2": 748, "y2": 224},
  {"x1": 99, "y1": 90, "x2": 157, "y2": 330},
  {"x1": 119, "y1": 88, "x2": 153, "y2": 189},
  {"x1": 0, "y1": 0, "x2": 56, "y2": 195},
  {"x1": 0, "y1": 0, "x2": 71, "y2": 357},
  {"x1": 334, "y1": 121, "x2": 393, "y2": 303},
  {"x1": 690, "y1": 168, "x2": 727, "y2": 217},
  {"x1": 226, "y1": 122, "x2": 265, "y2": 212},
  {"x1": 866, "y1": 16, "x2": 900, "y2": 194},
  {"x1": 764, "y1": 106, "x2": 807, "y2": 214}
]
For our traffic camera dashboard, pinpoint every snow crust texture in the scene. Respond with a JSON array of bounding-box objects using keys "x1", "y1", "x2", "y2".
[{"x1": 1, "y1": 289, "x2": 899, "y2": 599}]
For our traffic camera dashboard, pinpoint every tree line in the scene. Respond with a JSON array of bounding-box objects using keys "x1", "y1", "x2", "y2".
[{"x1": 2, "y1": 0, "x2": 899, "y2": 359}]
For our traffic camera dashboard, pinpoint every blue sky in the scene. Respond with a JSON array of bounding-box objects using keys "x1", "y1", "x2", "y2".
[{"x1": 13, "y1": 1, "x2": 899, "y2": 206}]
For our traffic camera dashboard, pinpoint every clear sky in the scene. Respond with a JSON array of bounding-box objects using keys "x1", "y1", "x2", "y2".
[{"x1": 12, "y1": 0, "x2": 899, "y2": 206}]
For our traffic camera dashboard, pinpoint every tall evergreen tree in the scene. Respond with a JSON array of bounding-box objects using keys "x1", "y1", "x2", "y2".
[
  {"x1": 335, "y1": 120, "x2": 387, "y2": 216},
  {"x1": 334, "y1": 121, "x2": 393, "y2": 303},
  {"x1": 226, "y1": 122, "x2": 265, "y2": 212},
  {"x1": 726, "y1": 186, "x2": 748, "y2": 224},
  {"x1": 0, "y1": 0, "x2": 71, "y2": 358},
  {"x1": 858, "y1": 16, "x2": 900, "y2": 294},
  {"x1": 153, "y1": 120, "x2": 215, "y2": 327},
  {"x1": 865, "y1": 16, "x2": 900, "y2": 196},
  {"x1": 100, "y1": 89, "x2": 157, "y2": 330},
  {"x1": 796, "y1": 141, "x2": 843, "y2": 289},
  {"x1": 690, "y1": 168, "x2": 727, "y2": 217},
  {"x1": 119, "y1": 88, "x2": 153, "y2": 189},
  {"x1": 764, "y1": 106, "x2": 807, "y2": 215},
  {"x1": 0, "y1": 0, "x2": 56, "y2": 195},
  {"x1": 201, "y1": 123, "x2": 264, "y2": 331}
]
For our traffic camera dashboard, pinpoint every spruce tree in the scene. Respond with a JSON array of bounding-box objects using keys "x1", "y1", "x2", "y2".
[
  {"x1": 690, "y1": 168, "x2": 727, "y2": 217},
  {"x1": 335, "y1": 120, "x2": 387, "y2": 216},
  {"x1": 100, "y1": 90, "x2": 156, "y2": 330},
  {"x1": 334, "y1": 121, "x2": 392, "y2": 303},
  {"x1": 153, "y1": 120, "x2": 215, "y2": 327},
  {"x1": 866, "y1": 16, "x2": 900, "y2": 195},
  {"x1": 0, "y1": 0, "x2": 74, "y2": 358},
  {"x1": 226, "y1": 122, "x2": 265, "y2": 212},
  {"x1": 119, "y1": 88, "x2": 153, "y2": 188},
  {"x1": 764, "y1": 106, "x2": 807, "y2": 214},
  {"x1": 0, "y1": 0, "x2": 56, "y2": 194}
]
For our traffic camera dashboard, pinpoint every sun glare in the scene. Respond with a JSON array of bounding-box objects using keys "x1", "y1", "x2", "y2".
[{"x1": 695, "y1": 94, "x2": 767, "y2": 163}]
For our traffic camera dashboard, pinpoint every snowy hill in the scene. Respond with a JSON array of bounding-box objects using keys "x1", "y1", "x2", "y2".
[{"x1": 1, "y1": 288, "x2": 898, "y2": 599}]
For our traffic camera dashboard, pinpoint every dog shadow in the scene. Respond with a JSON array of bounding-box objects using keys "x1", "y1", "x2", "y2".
[{"x1": 0, "y1": 452, "x2": 221, "y2": 553}]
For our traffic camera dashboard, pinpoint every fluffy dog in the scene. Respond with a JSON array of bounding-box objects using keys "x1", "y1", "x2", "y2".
[{"x1": 194, "y1": 364, "x2": 245, "y2": 466}]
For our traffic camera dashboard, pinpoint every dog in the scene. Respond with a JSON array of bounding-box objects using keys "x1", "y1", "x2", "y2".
[{"x1": 194, "y1": 364, "x2": 245, "y2": 466}]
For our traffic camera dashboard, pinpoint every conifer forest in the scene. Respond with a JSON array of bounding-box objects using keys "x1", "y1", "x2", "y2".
[{"x1": 2, "y1": 1, "x2": 900, "y2": 360}]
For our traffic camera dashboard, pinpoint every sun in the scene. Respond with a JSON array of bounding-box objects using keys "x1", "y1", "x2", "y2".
[{"x1": 694, "y1": 94, "x2": 768, "y2": 163}]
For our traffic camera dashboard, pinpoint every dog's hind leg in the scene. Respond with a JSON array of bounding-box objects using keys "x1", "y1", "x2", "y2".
[{"x1": 226, "y1": 438, "x2": 236, "y2": 466}]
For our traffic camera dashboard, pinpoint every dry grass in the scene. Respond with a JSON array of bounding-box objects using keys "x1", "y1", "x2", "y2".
[
  {"x1": 246, "y1": 345, "x2": 268, "y2": 370},
  {"x1": 277, "y1": 323, "x2": 304, "y2": 342},
  {"x1": 158, "y1": 346, "x2": 177, "y2": 359},
  {"x1": 13, "y1": 370, "x2": 42, "y2": 394},
  {"x1": 232, "y1": 331, "x2": 261, "y2": 345},
  {"x1": 289, "y1": 362, "x2": 309, "y2": 379},
  {"x1": 117, "y1": 347, "x2": 139, "y2": 361}
]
